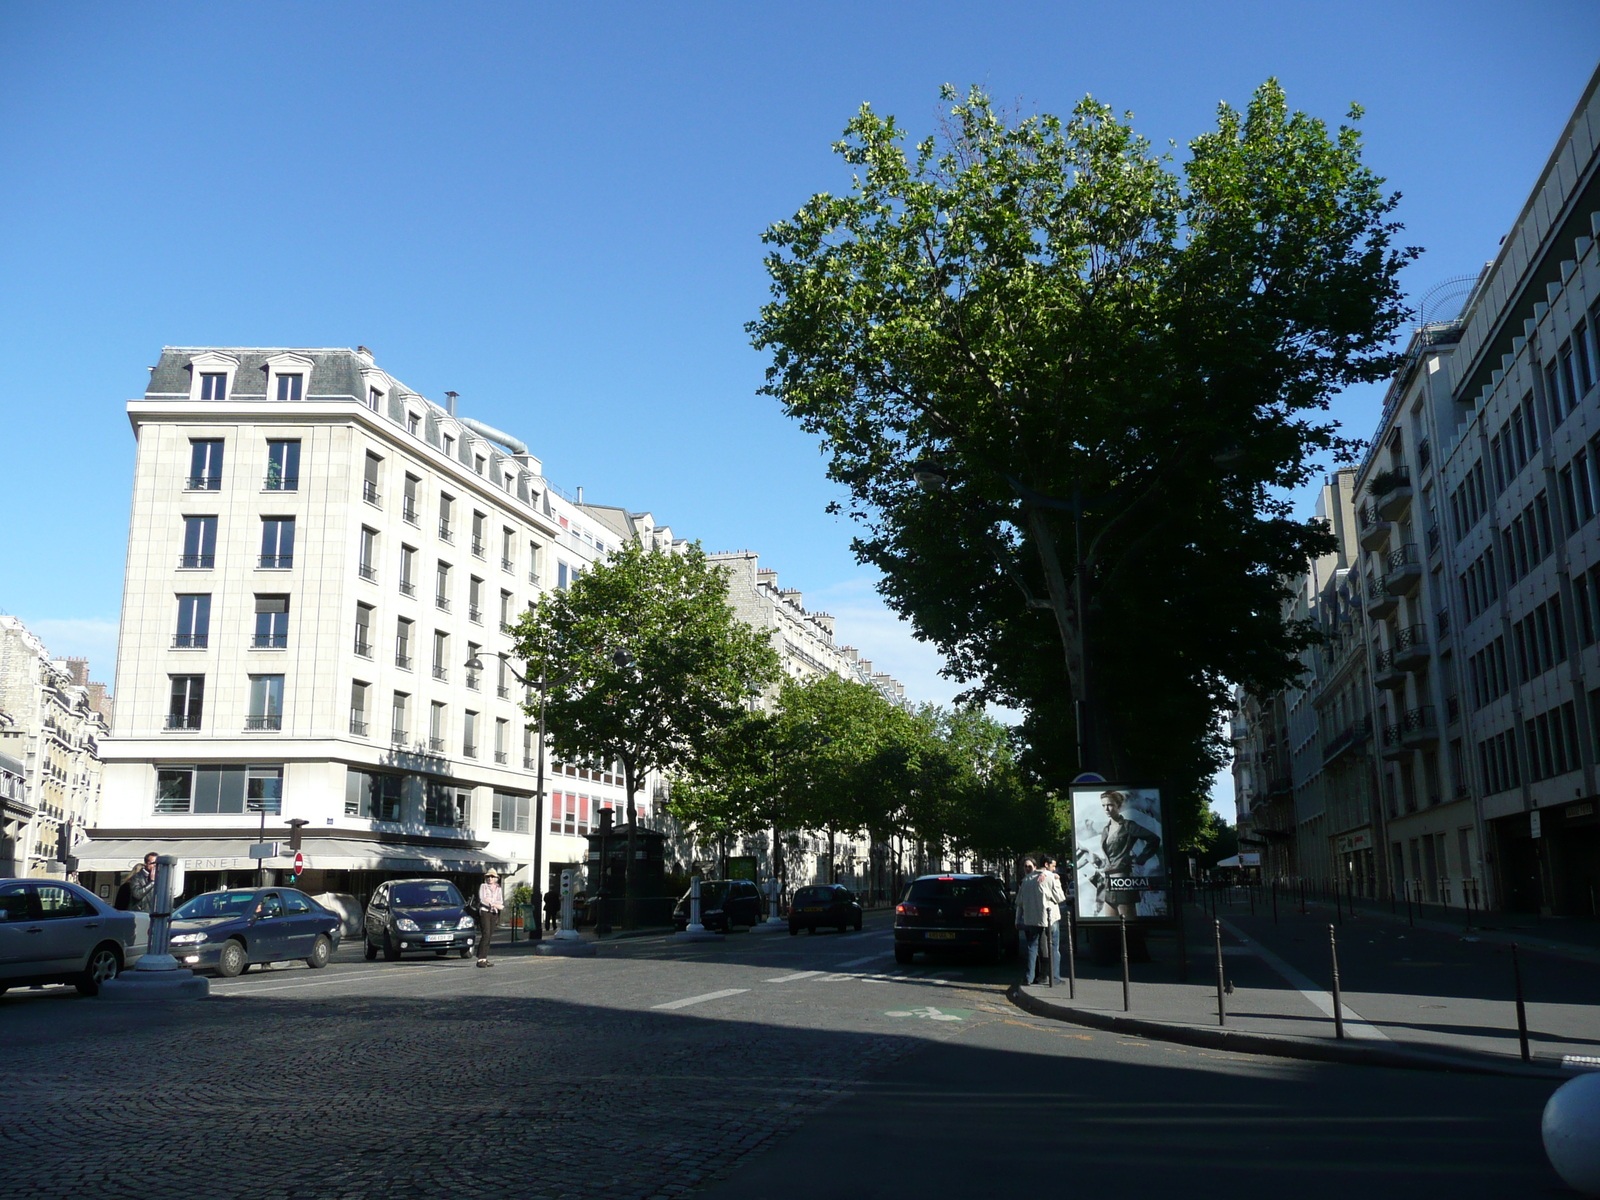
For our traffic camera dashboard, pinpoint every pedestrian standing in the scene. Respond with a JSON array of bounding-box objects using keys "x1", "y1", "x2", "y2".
[
  {"x1": 476, "y1": 871, "x2": 504, "y2": 967},
  {"x1": 1039, "y1": 856, "x2": 1066, "y2": 984},
  {"x1": 122, "y1": 852, "x2": 159, "y2": 912},
  {"x1": 1016, "y1": 859, "x2": 1046, "y2": 986},
  {"x1": 543, "y1": 886, "x2": 560, "y2": 932}
]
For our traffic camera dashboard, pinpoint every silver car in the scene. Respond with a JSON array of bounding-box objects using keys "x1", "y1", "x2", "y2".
[{"x1": 0, "y1": 879, "x2": 144, "y2": 997}]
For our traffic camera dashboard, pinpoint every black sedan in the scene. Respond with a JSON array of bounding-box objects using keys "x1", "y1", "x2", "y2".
[
  {"x1": 363, "y1": 878, "x2": 478, "y2": 961},
  {"x1": 788, "y1": 884, "x2": 863, "y2": 935},
  {"x1": 671, "y1": 879, "x2": 763, "y2": 932},
  {"x1": 168, "y1": 887, "x2": 342, "y2": 977},
  {"x1": 894, "y1": 873, "x2": 1017, "y2": 964}
]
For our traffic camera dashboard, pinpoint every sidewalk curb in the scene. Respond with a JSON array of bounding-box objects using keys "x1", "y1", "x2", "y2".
[{"x1": 1006, "y1": 984, "x2": 1574, "y2": 1081}]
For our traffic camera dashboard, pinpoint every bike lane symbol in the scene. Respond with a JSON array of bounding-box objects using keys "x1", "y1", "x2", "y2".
[{"x1": 885, "y1": 1005, "x2": 969, "y2": 1022}]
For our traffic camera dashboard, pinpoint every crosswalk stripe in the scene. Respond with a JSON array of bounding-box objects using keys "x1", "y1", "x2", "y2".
[
  {"x1": 652, "y1": 988, "x2": 749, "y2": 1010},
  {"x1": 764, "y1": 970, "x2": 824, "y2": 983}
]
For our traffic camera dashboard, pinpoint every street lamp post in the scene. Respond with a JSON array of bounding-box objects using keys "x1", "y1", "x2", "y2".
[{"x1": 467, "y1": 649, "x2": 547, "y2": 940}]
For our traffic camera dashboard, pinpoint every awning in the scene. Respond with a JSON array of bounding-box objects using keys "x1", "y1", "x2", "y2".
[{"x1": 76, "y1": 837, "x2": 517, "y2": 874}]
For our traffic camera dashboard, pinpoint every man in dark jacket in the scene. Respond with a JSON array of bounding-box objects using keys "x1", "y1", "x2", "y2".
[{"x1": 125, "y1": 853, "x2": 159, "y2": 912}]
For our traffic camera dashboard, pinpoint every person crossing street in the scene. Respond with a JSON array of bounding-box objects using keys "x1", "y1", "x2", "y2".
[{"x1": 476, "y1": 871, "x2": 504, "y2": 967}]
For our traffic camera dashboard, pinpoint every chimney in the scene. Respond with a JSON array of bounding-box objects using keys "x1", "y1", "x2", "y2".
[
  {"x1": 355, "y1": 345, "x2": 374, "y2": 365},
  {"x1": 445, "y1": 391, "x2": 458, "y2": 416},
  {"x1": 576, "y1": 486, "x2": 584, "y2": 504}
]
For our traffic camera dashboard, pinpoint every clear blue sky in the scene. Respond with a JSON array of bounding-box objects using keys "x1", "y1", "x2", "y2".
[{"x1": 2, "y1": 2, "x2": 1596, "y2": 817}]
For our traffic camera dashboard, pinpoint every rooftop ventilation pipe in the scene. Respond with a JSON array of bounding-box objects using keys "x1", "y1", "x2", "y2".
[
  {"x1": 444, "y1": 391, "x2": 458, "y2": 416},
  {"x1": 458, "y1": 415, "x2": 528, "y2": 456}
]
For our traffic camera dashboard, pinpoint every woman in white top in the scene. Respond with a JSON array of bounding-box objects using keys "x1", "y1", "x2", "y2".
[{"x1": 476, "y1": 872, "x2": 504, "y2": 967}]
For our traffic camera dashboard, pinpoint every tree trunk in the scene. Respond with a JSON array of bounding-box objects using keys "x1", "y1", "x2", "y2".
[
  {"x1": 622, "y1": 756, "x2": 638, "y2": 929},
  {"x1": 1025, "y1": 502, "x2": 1110, "y2": 775}
]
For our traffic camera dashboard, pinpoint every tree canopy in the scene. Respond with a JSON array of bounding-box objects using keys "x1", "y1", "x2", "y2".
[{"x1": 749, "y1": 81, "x2": 1414, "y2": 843}]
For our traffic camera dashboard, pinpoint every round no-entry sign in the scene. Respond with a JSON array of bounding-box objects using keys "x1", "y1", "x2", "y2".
[{"x1": 293, "y1": 852, "x2": 304, "y2": 876}]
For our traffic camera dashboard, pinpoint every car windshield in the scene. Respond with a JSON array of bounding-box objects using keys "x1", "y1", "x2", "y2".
[
  {"x1": 906, "y1": 878, "x2": 994, "y2": 903},
  {"x1": 794, "y1": 887, "x2": 837, "y2": 904},
  {"x1": 174, "y1": 891, "x2": 261, "y2": 919},
  {"x1": 389, "y1": 882, "x2": 462, "y2": 908}
]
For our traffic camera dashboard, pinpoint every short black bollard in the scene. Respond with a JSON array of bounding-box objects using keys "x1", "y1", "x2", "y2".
[
  {"x1": 1119, "y1": 913, "x2": 1131, "y2": 1013},
  {"x1": 1335, "y1": 881, "x2": 1343, "y2": 925},
  {"x1": 1214, "y1": 919, "x2": 1227, "y2": 1027},
  {"x1": 1043, "y1": 923, "x2": 1053, "y2": 989},
  {"x1": 1248, "y1": 882, "x2": 1256, "y2": 917},
  {"x1": 1390, "y1": 884, "x2": 1397, "y2": 915},
  {"x1": 1328, "y1": 924, "x2": 1345, "y2": 1040},
  {"x1": 1512, "y1": 942, "x2": 1530, "y2": 1062},
  {"x1": 1406, "y1": 886, "x2": 1414, "y2": 927},
  {"x1": 1066, "y1": 907, "x2": 1077, "y2": 1000}
]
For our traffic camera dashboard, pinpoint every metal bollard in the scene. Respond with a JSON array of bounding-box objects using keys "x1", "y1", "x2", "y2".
[
  {"x1": 1119, "y1": 913, "x2": 1131, "y2": 1013},
  {"x1": 1328, "y1": 924, "x2": 1345, "y2": 1040},
  {"x1": 1214, "y1": 919, "x2": 1227, "y2": 1028},
  {"x1": 1512, "y1": 942, "x2": 1530, "y2": 1062},
  {"x1": 1065, "y1": 906, "x2": 1076, "y2": 1000}
]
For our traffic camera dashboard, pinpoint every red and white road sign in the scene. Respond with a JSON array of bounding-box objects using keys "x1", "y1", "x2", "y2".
[{"x1": 293, "y1": 852, "x2": 304, "y2": 876}]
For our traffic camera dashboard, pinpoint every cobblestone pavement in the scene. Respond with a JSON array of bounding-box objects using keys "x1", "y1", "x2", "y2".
[{"x1": 0, "y1": 916, "x2": 1003, "y2": 1200}]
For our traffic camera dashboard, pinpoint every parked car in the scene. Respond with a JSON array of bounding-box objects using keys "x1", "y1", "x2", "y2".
[
  {"x1": 893, "y1": 873, "x2": 1017, "y2": 964},
  {"x1": 0, "y1": 878, "x2": 143, "y2": 996},
  {"x1": 788, "y1": 884, "x2": 863, "y2": 935},
  {"x1": 671, "y1": 879, "x2": 763, "y2": 932},
  {"x1": 363, "y1": 878, "x2": 478, "y2": 961},
  {"x1": 169, "y1": 887, "x2": 343, "y2": 977}
]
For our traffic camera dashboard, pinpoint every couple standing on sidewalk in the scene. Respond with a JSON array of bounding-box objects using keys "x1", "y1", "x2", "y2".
[{"x1": 1016, "y1": 857, "x2": 1066, "y2": 986}]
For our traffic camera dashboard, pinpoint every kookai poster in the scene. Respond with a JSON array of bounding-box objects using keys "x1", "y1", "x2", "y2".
[{"x1": 1072, "y1": 785, "x2": 1168, "y2": 921}]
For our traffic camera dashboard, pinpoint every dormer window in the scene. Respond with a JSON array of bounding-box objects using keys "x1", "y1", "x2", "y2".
[
  {"x1": 443, "y1": 434, "x2": 456, "y2": 458},
  {"x1": 200, "y1": 373, "x2": 228, "y2": 401},
  {"x1": 475, "y1": 455, "x2": 486, "y2": 475},
  {"x1": 368, "y1": 387, "x2": 383, "y2": 412},
  {"x1": 407, "y1": 412, "x2": 420, "y2": 435},
  {"x1": 262, "y1": 352, "x2": 314, "y2": 407},
  {"x1": 276, "y1": 373, "x2": 303, "y2": 402},
  {"x1": 187, "y1": 351, "x2": 241, "y2": 403}
]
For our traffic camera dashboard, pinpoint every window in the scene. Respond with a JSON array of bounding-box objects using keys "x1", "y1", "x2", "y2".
[
  {"x1": 426, "y1": 781, "x2": 466, "y2": 827},
  {"x1": 406, "y1": 411, "x2": 420, "y2": 436},
  {"x1": 443, "y1": 433, "x2": 456, "y2": 459},
  {"x1": 497, "y1": 655, "x2": 511, "y2": 699},
  {"x1": 155, "y1": 764, "x2": 281, "y2": 815},
  {"x1": 353, "y1": 602, "x2": 372, "y2": 656},
  {"x1": 363, "y1": 452, "x2": 382, "y2": 506},
  {"x1": 466, "y1": 642, "x2": 482, "y2": 690},
  {"x1": 394, "y1": 544, "x2": 415, "y2": 596},
  {"x1": 187, "y1": 439, "x2": 224, "y2": 490},
  {"x1": 498, "y1": 590, "x2": 514, "y2": 633},
  {"x1": 277, "y1": 373, "x2": 304, "y2": 402},
  {"x1": 345, "y1": 768, "x2": 402, "y2": 821},
  {"x1": 265, "y1": 440, "x2": 300, "y2": 491},
  {"x1": 350, "y1": 681, "x2": 369, "y2": 736},
  {"x1": 529, "y1": 540, "x2": 541, "y2": 585},
  {"x1": 174, "y1": 594, "x2": 210, "y2": 648},
  {"x1": 429, "y1": 700, "x2": 446, "y2": 751},
  {"x1": 500, "y1": 528, "x2": 515, "y2": 572},
  {"x1": 167, "y1": 675, "x2": 204, "y2": 730},
  {"x1": 200, "y1": 372, "x2": 228, "y2": 401},
  {"x1": 260, "y1": 517, "x2": 295, "y2": 568},
  {"x1": 181, "y1": 516, "x2": 217, "y2": 568},
  {"x1": 495, "y1": 718, "x2": 509, "y2": 764},
  {"x1": 463, "y1": 710, "x2": 478, "y2": 758},
  {"x1": 472, "y1": 511, "x2": 487, "y2": 557},
  {"x1": 469, "y1": 576, "x2": 483, "y2": 623},
  {"x1": 474, "y1": 454, "x2": 486, "y2": 476},
  {"x1": 439, "y1": 494, "x2": 454, "y2": 542},
  {"x1": 558, "y1": 562, "x2": 569, "y2": 590},
  {"x1": 435, "y1": 561, "x2": 451, "y2": 611},
  {"x1": 492, "y1": 790, "x2": 529, "y2": 833},
  {"x1": 367, "y1": 386, "x2": 382, "y2": 412},
  {"x1": 432, "y1": 630, "x2": 449, "y2": 682},
  {"x1": 359, "y1": 527, "x2": 378, "y2": 581},
  {"x1": 395, "y1": 617, "x2": 413, "y2": 668},
  {"x1": 402, "y1": 474, "x2": 420, "y2": 524},
  {"x1": 391, "y1": 692, "x2": 409, "y2": 743},
  {"x1": 246, "y1": 675, "x2": 284, "y2": 731},
  {"x1": 254, "y1": 595, "x2": 290, "y2": 649}
]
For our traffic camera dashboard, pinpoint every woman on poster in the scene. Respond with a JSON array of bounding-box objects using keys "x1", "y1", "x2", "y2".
[{"x1": 1096, "y1": 789, "x2": 1162, "y2": 920}]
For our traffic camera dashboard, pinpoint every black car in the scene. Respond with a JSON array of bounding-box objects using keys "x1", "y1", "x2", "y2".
[
  {"x1": 894, "y1": 873, "x2": 1017, "y2": 964},
  {"x1": 788, "y1": 884, "x2": 863, "y2": 935},
  {"x1": 671, "y1": 879, "x2": 763, "y2": 932},
  {"x1": 168, "y1": 887, "x2": 342, "y2": 978},
  {"x1": 363, "y1": 878, "x2": 478, "y2": 961}
]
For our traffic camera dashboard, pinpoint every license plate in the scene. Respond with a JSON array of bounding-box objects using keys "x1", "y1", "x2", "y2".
[
  {"x1": 424, "y1": 934, "x2": 452, "y2": 942},
  {"x1": 803, "y1": 906, "x2": 823, "y2": 912},
  {"x1": 928, "y1": 932, "x2": 958, "y2": 940}
]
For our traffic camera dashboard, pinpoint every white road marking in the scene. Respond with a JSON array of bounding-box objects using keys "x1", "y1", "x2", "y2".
[
  {"x1": 764, "y1": 971, "x2": 825, "y2": 983},
  {"x1": 1218, "y1": 917, "x2": 1388, "y2": 1041},
  {"x1": 833, "y1": 955, "x2": 882, "y2": 968},
  {"x1": 652, "y1": 988, "x2": 749, "y2": 1010}
]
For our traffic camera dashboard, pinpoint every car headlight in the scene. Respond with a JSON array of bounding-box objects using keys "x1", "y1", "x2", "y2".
[
  {"x1": 395, "y1": 917, "x2": 420, "y2": 932},
  {"x1": 457, "y1": 915, "x2": 476, "y2": 930},
  {"x1": 169, "y1": 932, "x2": 207, "y2": 945}
]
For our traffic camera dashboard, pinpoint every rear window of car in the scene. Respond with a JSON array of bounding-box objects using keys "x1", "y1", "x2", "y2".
[
  {"x1": 389, "y1": 881, "x2": 462, "y2": 908},
  {"x1": 906, "y1": 878, "x2": 998, "y2": 903},
  {"x1": 794, "y1": 887, "x2": 838, "y2": 904}
]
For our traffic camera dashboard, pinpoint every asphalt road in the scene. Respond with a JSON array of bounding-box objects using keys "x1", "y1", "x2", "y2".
[{"x1": 0, "y1": 912, "x2": 1573, "y2": 1199}]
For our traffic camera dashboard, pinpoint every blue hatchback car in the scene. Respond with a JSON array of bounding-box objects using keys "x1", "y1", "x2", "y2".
[{"x1": 168, "y1": 887, "x2": 342, "y2": 977}]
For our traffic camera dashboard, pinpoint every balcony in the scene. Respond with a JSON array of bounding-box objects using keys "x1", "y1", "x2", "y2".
[
  {"x1": 1365, "y1": 582, "x2": 1397, "y2": 620},
  {"x1": 1321, "y1": 716, "x2": 1372, "y2": 765},
  {"x1": 349, "y1": 714, "x2": 369, "y2": 737},
  {"x1": 529, "y1": 570, "x2": 541, "y2": 586},
  {"x1": 392, "y1": 727, "x2": 408, "y2": 744},
  {"x1": 1426, "y1": 524, "x2": 1441, "y2": 557},
  {"x1": 524, "y1": 756, "x2": 537, "y2": 769},
  {"x1": 358, "y1": 563, "x2": 378, "y2": 582},
  {"x1": 439, "y1": 519, "x2": 453, "y2": 543},
  {"x1": 1436, "y1": 609, "x2": 1451, "y2": 641},
  {"x1": 432, "y1": 665, "x2": 449, "y2": 682},
  {"x1": 399, "y1": 580, "x2": 415, "y2": 597},
  {"x1": 255, "y1": 633, "x2": 289, "y2": 649},
  {"x1": 1372, "y1": 465, "x2": 1414, "y2": 521},
  {"x1": 463, "y1": 744, "x2": 478, "y2": 760},
  {"x1": 264, "y1": 473, "x2": 298, "y2": 491},
  {"x1": 353, "y1": 637, "x2": 371, "y2": 658},
  {"x1": 466, "y1": 673, "x2": 481, "y2": 692},
  {"x1": 1357, "y1": 505, "x2": 1392, "y2": 551},
  {"x1": 402, "y1": 498, "x2": 419, "y2": 525},
  {"x1": 1373, "y1": 647, "x2": 1406, "y2": 690},
  {"x1": 497, "y1": 685, "x2": 510, "y2": 700},
  {"x1": 363, "y1": 481, "x2": 382, "y2": 506},
  {"x1": 165, "y1": 713, "x2": 201, "y2": 731},
  {"x1": 259, "y1": 554, "x2": 293, "y2": 569},
  {"x1": 1401, "y1": 706, "x2": 1439, "y2": 750},
  {"x1": 501, "y1": 557, "x2": 514, "y2": 572},
  {"x1": 185, "y1": 475, "x2": 222, "y2": 491},
  {"x1": 435, "y1": 596, "x2": 450, "y2": 612},
  {"x1": 471, "y1": 539, "x2": 486, "y2": 559},
  {"x1": 469, "y1": 606, "x2": 483, "y2": 624},
  {"x1": 172, "y1": 634, "x2": 208, "y2": 649},
  {"x1": 429, "y1": 736, "x2": 445, "y2": 752},
  {"x1": 1392, "y1": 624, "x2": 1429, "y2": 671},
  {"x1": 500, "y1": 621, "x2": 515, "y2": 635},
  {"x1": 1384, "y1": 544, "x2": 1422, "y2": 596},
  {"x1": 244, "y1": 715, "x2": 282, "y2": 731},
  {"x1": 179, "y1": 554, "x2": 214, "y2": 569},
  {"x1": 495, "y1": 751, "x2": 508, "y2": 764},
  {"x1": 395, "y1": 648, "x2": 412, "y2": 670},
  {"x1": 1380, "y1": 721, "x2": 1407, "y2": 762}
]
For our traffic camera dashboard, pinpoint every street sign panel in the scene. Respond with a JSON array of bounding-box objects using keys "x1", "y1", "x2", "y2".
[
  {"x1": 293, "y1": 852, "x2": 304, "y2": 876},
  {"x1": 248, "y1": 842, "x2": 280, "y2": 859}
]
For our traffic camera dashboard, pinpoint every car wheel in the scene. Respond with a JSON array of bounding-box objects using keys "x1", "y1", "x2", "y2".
[
  {"x1": 363, "y1": 940, "x2": 378, "y2": 961},
  {"x1": 855, "y1": 918, "x2": 863, "y2": 932},
  {"x1": 75, "y1": 944, "x2": 122, "y2": 996},
  {"x1": 807, "y1": 925, "x2": 816, "y2": 935},
  {"x1": 788, "y1": 926, "x2": 798, "y2": 936},
  {"x1": 305, "y1": 935, "x2": 332, "y2": 970},
  {"x1": 382, "y1": 933, "x2": 401, "y2": 962},
  {"x1": 217, "y1": 940, "x2": 248, "y2": 979},
  {"x1": 838, "y1": 924, "x2": 848, "y2": 934},
  {"x1": 894, "y1": 945, "x2": 914, "y2": 965}
]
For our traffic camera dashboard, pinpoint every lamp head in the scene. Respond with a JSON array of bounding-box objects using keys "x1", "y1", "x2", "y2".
[
  {"x1": 910, "y1": 459, "x2": 948, "y2": 492},
  {"x1": 464, "y1": 653, "x2": 485, "y2": 672}
]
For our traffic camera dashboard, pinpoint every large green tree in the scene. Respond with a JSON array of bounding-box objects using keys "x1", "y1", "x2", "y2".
[
  {"x1": 750, "y1": 81, "x2": 1413, "y2": 840},
  {"x1": 510, "y1": 540, "x2": 780, "y2": 923}
]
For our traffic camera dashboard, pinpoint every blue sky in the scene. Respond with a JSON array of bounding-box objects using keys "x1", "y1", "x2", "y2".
[{"x1": 2, "y1": 2, "x2": 1597, "y2": 819}]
